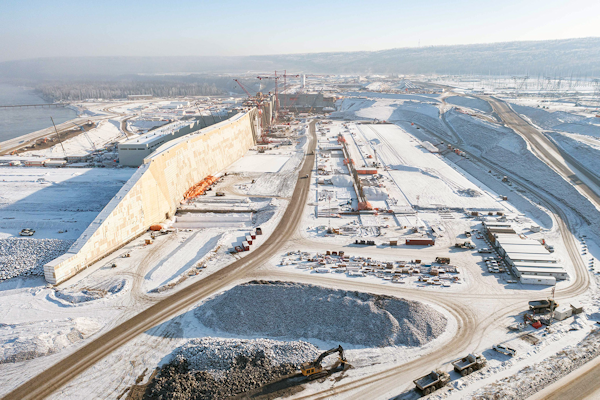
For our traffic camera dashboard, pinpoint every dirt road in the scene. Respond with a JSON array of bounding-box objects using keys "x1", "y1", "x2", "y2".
[{"x1": 2, "y1": 121, "x2": 317, "y2": 400}]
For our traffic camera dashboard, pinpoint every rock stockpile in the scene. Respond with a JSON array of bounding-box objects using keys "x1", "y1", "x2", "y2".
[
  {"x1": 0, "y1": 238, "x2": 73, "y2": 281},
  {"x1": 195, "y1": 281, "x2": 447, "y2": 347},
  {"x1": 144, "y1": 338, "x2": 317, "y2": 400}
]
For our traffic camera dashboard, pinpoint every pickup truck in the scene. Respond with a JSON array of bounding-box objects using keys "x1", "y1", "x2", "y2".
[
  {"x1": 413, "y1": 370, "x2": 450, "y2": 396},
  {"x1": 452, "y1": 353, "x2": 487, "y2": 377},
  {"x1": 493, "y1": 344, "x2": 517, "y2": 356},
  {"x1": 478, "y1": 248, "x2": 492, "y2": 253}
]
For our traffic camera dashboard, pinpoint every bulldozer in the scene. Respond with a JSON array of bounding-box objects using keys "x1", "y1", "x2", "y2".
[{"x1": 300, "y1": 345, "x2": 348, "y2": 380}]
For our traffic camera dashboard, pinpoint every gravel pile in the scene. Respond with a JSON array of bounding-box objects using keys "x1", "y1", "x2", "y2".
[
  {"x1": 195, "y1": 281, "x2": 447, "y2": 347},
  {"x1": 173, "y1": 337, "x2": 320, "y2": 376},
  {"x1": 145, "y1": 339, "x2": 308, "y2": 400},
  {"x1": 0, "y1": 238, "x2": 73, "y2": 281}
]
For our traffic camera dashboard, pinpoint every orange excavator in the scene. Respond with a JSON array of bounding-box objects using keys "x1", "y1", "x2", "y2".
[{"x1": 300, "y1": 345, "x2": 348, "y2": 380}]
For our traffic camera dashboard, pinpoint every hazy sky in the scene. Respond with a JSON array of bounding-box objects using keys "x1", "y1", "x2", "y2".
[{"x1": 1, "y1": 0, "x2": 600, "y2": 62}]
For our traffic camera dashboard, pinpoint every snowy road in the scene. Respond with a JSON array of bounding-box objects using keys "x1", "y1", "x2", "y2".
[
  {"x1": 3, "y1": 121, "x2": 319, "y2": 400},
  {"x1": 482, "y1": 96, "x2": 600, "y2": 209}
]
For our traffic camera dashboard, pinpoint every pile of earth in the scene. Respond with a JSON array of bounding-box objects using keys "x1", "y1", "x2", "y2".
[
  {"x1": 142, "y1": 338, "x2": 318, "y2": 400},
  {"x1": 195, "y1": 281, "x2": 447, "y2": 347}
]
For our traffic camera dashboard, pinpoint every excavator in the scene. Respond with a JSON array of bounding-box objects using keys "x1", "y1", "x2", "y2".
[{"x1": 300, "y1": 345, "x2": 348, "y2": 380}]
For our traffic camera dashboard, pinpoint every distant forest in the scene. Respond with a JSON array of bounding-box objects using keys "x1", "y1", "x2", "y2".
[{"x1": 1, "y1": 37, "x2": 599, "y2": 85}]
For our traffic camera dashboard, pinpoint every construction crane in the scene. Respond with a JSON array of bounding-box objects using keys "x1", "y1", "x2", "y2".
[
  {"x1": 257, "y1": 72, "x2": 283, "y2": 122},
  {"x1": 234, "y1": 78, "x2": 270, "y2": 143},
  {"x1": 233, "y1": 79, "x2": 255, "y2": 101},
  {"x1": 300, "y1": 345, "x2": 348, "y2": 380},
  {"x1": 70, "y1": 121, "x2": 98, "y2": 153}
]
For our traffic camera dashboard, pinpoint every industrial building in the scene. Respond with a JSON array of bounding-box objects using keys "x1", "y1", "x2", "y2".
[
  {"x1": 277, "y1": 93, "x2": 336, "y2": 112},
  {"x1": 482, "y1": 222, "x2": 568, "y2": 283},
  {"x1": 118, "y1": 111, "x2": 239, "y2": 167}
]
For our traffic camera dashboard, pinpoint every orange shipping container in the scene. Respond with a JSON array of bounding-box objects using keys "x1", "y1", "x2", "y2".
[{"x1": 356, "y1": 169, "x2": 377, "y2": 175}]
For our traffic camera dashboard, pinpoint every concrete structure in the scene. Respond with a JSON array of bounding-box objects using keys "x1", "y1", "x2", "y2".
[
  {"x1": 118, "y1": 118, "x2": 220, "y2": 167},
  {"x1": 44, "y1": 110, "x2": 259, "y2": 284},
  {"x1": 278, "y1": 93, "x2": 336, "y2": 111}
]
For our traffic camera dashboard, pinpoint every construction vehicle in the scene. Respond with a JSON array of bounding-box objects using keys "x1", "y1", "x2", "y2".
[
  {"x1": 455, "y1": 241, "x2": 475, "y2": 249},
  {"x1": 20, "y1": 228, "x2": 35, "y2": 236},
  {"x1": 435, "y1": 257, "x2": 450, "y2": 264},
  {"x1": 300, "y1": 345, "x2": 348, "y2": 380},
  {"x1": 529, "y1": 299, "x2": 558, "y2": 313},
  {"x1": 452, "y1": 353, "x2": 487, "y2": 377},
  {"x1": 493, "y1": 344, "x2": 516, "y2": 356},
  {"x1": 413, "y1": 370, "x2": 450, "y2": 396}
]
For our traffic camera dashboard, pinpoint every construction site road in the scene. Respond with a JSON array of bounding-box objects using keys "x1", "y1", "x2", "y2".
[
  {"x1": 530, "y1": 354, "x2": 600, "y2": 400},
  {"x1": 1, "y1": 121, "x2": 318, "y2": 400},
  {"x1": 481, "y1": 96, "x2": 600, "y2": 209}
]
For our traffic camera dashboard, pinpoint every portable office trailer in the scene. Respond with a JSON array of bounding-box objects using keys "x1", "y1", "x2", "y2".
[
  {"x1": 512, "y1": 261, "x2": 565, "y2": 269},
  {"x1": 513, "y1": 267, "x2": 568, "y2": 280},
  {"x1": 554, "y1": 306, "x2": 572, "y2": 321},
  {"x1": 519, "y1": 274, "x2": 556, "y2": 286}
]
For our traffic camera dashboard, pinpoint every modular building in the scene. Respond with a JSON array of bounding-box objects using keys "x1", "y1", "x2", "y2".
[
  {"x1": 498, "y1": 244, "x2": 550, "y2": 257},
  {"x1": 505, "y1": 252, "x2": 557, "y2": 266},
  {"x1": 512, "y1": 261, "x2": 565, "y2": 270},
  {"x1": 554, "y1": 306, "x2": 573, "y2": 321},
  {"x1": 514, "y1": 266, "x2": 568, "y2": 280},
  {"x1": 520, "y1": 274, "x2": 556, "y2": 286}
]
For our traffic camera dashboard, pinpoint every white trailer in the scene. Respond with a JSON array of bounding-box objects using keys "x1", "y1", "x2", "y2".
[
  {"x1": 514, "y1": 267, "x2": 568, "y2": 280},
  {"x1": 520, "y1": 274, "x2": 556, "y2": 286},
  {"x1": 554, "y1": 306, "x2": 573, "y2": 321}
]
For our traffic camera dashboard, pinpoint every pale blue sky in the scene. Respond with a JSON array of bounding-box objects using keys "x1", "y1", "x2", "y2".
[{"x1": 1, "y1": 0, "x2": 599, "y2": 62}]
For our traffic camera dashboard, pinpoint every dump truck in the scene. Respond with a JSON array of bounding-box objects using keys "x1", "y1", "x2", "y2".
[
  {"x1": 452, "y1": 353, "x2": 487, "y2": 376},
  {"x1": 529, "y1": 299, "x2": 558, "y2": 312},
  {"x1": 435, "y1": 257, "x2": 450, "y2": 264},
  {"x1": 413, "y1": 370, "x2": 450, "y2": 396}
]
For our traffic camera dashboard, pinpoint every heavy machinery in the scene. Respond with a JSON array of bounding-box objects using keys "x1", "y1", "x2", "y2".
[
  {"x1": 529, "y1": 299, "x2": 558, "y2": 313},
  {"x1": 455, "y1": 241, "x2": 475, "y2": 249},
  {"x1": 435, "y1": 257, "x2": 450, "y2": 264},
  {"x1": 413, "y1": 370, "x2": 450, "y2": 396},
  {"x1": 452, "y1": 353, "x2": 487, "y2": 376},
  {"x1": 300, "y1": 345, "x2": 347, "y2": 380}
]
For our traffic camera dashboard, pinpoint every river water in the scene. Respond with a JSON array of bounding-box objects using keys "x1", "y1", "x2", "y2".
[{"x1": 0, "y1": 84, "x2": 78, "y2": 143}]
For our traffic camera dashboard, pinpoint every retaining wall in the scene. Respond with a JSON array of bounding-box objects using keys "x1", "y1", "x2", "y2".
[{"x1": 44, "y1": 110, "x2": 258, "y2": 284}]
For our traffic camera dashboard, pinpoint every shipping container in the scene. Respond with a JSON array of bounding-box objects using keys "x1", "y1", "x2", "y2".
[
  {"x1": 406, "y1": 238, "x2": 435, "y2": 246},
  {"x1": 356, "y1": 169, "x2": 378, "y2": 175}
]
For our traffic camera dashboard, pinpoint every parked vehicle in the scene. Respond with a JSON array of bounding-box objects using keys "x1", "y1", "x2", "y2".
[
  {"x1": 529, "y1": 299, "x2": 558, "y2": 312},
  {"x1": 478, "y1": 248, "x2": 492, "y2": 253},
  {"x1": 413, "y1": 370, "x2": 450, "y2": 396},
  {"x1": 493, "y1": 344, "x2": 517, "y2": 356},
  {"x1": 20, "y1": 228, "x2": 35, "y2": 236},
  {"x1": 452, "y1": 353, "x2": 487, "y2": 377}
]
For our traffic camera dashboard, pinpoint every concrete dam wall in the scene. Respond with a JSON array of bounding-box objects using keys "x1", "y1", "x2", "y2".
[{"x1": 44, "y1": 110, "x2": 258, "y2": 284}]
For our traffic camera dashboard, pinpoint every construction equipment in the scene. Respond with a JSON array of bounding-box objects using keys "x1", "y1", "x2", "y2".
[
  {"x1": 493, "y1": 344, "x2": 517, "y2": 356},
  {"x1": 413, "y1": 370, "x2": 450, "y2": 396},
  {"x1": 529, "y1": 299, "x2": 558, "y2": 313},
  {"x1": 452, "y1": 353, "x2": 487, "y2": 377},
  {"x1": 300, "y1": 345, "x2": 348, "y2": 380},
  {"x1": 455, "y1": 241, "x2": 475, "y2": 249},
  {"x1": 435, "y1": 257, "x2": 450, "y2": 264},
  {"x1": 20, "y1": 228, "x2": 35, "y2": 236}
]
